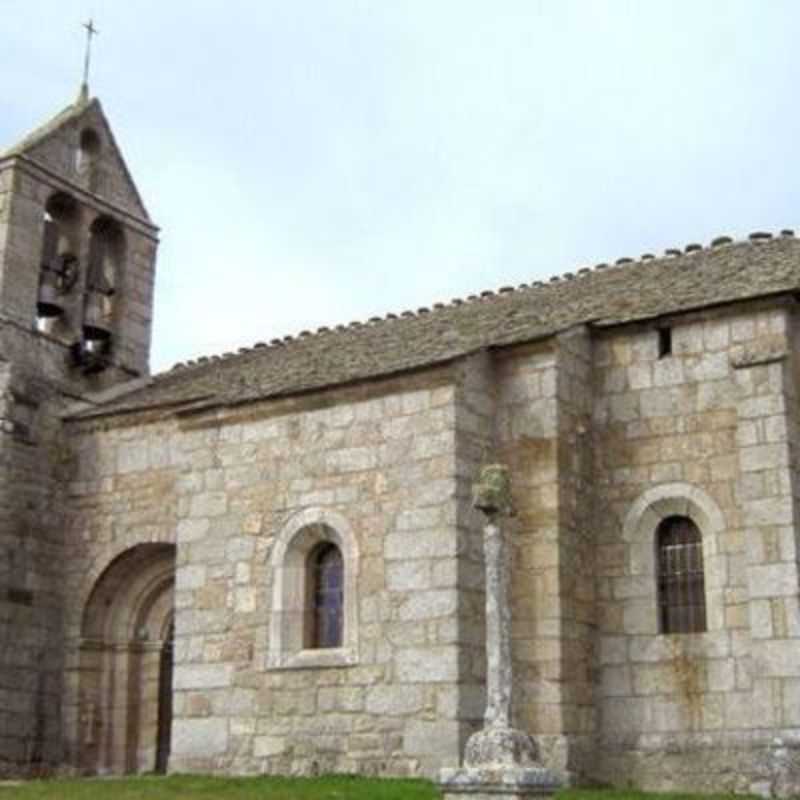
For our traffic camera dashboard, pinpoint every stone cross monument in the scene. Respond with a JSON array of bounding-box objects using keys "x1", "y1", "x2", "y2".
[{"x1": 440, "y1": 464, "x2": 561, "y2": 799}]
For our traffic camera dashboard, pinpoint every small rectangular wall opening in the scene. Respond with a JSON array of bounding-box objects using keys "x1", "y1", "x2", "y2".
[{"x1": 658, "y1": 327, "x2": 672, "y2": 358}]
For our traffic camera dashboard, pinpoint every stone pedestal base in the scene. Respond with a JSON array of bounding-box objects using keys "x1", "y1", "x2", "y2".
[
  {"x1": 464, "y1": 725, "x2": 539, "y2": 766},
  {"x1": 439, "y1": 766, "x2": 561, "y2": 798}
]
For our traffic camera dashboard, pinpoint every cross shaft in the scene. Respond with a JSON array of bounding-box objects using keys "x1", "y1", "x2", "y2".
[{"x1": 81, "y1": 19, "x2": 99, "y2": 95}]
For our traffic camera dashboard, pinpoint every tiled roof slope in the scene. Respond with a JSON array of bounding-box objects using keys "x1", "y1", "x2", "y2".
[{"x1": 74, "y1": 233, "x2": 800, "y2": 420}]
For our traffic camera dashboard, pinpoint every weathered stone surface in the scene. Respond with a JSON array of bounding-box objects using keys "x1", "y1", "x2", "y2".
[
  {"x1": 464, "y1": 726, "x2": 539, "y2": 768},
  {"x1": 440, "y1": 765, "x2": 561, "y2": 798},
  {"x1": 172, "y1": 719, "x2": 229, "y2": 757},
  {"x1": 473, "y1": 465, "x2": 515, "y2": 517},
  {"x1": 253, "y1": 735, "x2": 286, "y2": 757},
  {"x1": 173, "y1": 664, "x2": 233, "y2": 691}
]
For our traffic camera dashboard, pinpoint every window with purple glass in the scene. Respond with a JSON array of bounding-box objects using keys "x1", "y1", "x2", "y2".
[{"x1": 308, "y1": 543, "x2": 343, "y2": 649}]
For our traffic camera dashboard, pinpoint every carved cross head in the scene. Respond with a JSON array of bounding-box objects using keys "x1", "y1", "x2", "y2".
[{"x1": 472, "y1": 464, "x2": 515, "y2": 517}]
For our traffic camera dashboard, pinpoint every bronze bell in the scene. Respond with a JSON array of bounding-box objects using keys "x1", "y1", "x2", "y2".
[
  {"x1": 36, "y1": 282, "x2": 64, "y2": 319},
  {"x1": 83, "y1": 296, "x2": 112, "y2": 350},
  {"x1": 83, "y1": 335, "x2": 108, "y2": 356}
]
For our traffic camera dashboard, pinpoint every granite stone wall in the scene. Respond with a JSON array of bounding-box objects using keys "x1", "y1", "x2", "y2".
[
  {"x1": 591, "y1": 304, "x2": 800, "y2": 796},
  {"x1": 493, "y1": 341, "x2": 564, "y2": 763},
  {"x1": 64, "y1": 366, "x2": 489, "y2": 777},
  {"x1": 491, "y1": 329, "x2": 596, "y2": 782},
  {"x1": 553, "y1": 327, "x2": 596, "y2": 779},
  {"x1": 0, "y1": 365, "x2": 68, "y2": 775},
  {"x1": 52, "y1": 304, "x2": 800, "y2": 794}
]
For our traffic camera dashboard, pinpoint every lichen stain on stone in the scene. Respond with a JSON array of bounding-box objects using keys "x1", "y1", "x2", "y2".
[
  {"x1": 515, "y1": 509, "x2": 558, "y2": 533},
  {"x1": 668, "y1": 637, "x2": 704, "y2": 730},
  {"x1": 515, "y1": 436, "x2": 555, "y2": 467},
  {"x1": 472, "y1": 464, "x2": 514, "y2": 516},
  {"x1": 497, "y1": 436, "x2": 555, "y2": 472}
]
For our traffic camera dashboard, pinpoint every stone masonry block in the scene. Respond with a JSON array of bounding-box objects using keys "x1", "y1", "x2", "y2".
[
  {"x1": 254, "y1": 735, "x2": 286, "y2": 757},
  {"x1": 385, "y1": 529, "x2": 457, "y2": 560},
  {"x1": 386, "y1": 560, "x2": 431, "y2": 591},
  {"x1": 404, "y1": 719, "x2": 460, "y2": 759},
  {"x1": 754, "y1": 640, "x2": 800, "y2": 678},
  {"x1": 622, "y1": 600, "x2": 658, "y2": 635},
  {"x1": 365, "y1": 685, "x2": 425, "y2": 716},
  {"x1": 189, "y1": 492, "x2": 228, "y2": 518},
  {"x1": 173, "y1": 663, "x2": 233, "y2": 690},
  {"x1": 117, "y1": 441, "x2": 148, "y2": 473},
  {"x1": 598, "y1": 636, "x2": 627, "y2": 665},
  {"x1": 748, "y1": 599, "x2": 773, "y2": 639},
  {"x1": 748, "y1": 563, "x2": 799, "y2": 599},
  {"x1": 706, "y1": 659, "x2": 736, "y2": 692},
  {"x1": 176, "y1": 565, "x2": 206, "y2": 591},
  {"x1": 396, "y1": 590, "x2": 457, "y2": 621},
  {"x1": 780, "y1": 679, "x2": 800, "y2": 725},
  {"x1": 740, "y1": 443, "x2": 790, "y2": 472},
  {"x1": 743, "y1": 497, "x2": 794, "y2": 527},
  {"x1": 396, "y1": 647, "x2": 459, "y2": 682},
  {"x1": 172, "y1": 718, "x2": 229, "y2": 757}
]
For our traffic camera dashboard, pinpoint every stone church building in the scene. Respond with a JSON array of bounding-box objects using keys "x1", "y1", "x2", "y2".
[{"x1": 1, "y1": 94, "x2": 800, "y2": 796}]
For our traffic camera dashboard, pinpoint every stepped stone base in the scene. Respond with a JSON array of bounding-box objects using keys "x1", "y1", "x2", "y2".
[{"x1": 440, "y1": 765, "x2": 561, "y2": 798}]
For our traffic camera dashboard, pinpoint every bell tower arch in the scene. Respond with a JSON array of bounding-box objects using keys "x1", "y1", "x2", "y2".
[{"x1": 0, "y1": 94, "x2": 159, "y2": 382}]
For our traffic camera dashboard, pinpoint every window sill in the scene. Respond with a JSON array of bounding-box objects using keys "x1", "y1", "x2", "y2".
[{"x1": 266, "y1": 646, "x2": 358, "y2": 671}]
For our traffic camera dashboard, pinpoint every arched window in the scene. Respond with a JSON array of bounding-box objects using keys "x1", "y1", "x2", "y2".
[
  {"x1": 657, "y1": 516, "x2": 706, "y2": 634},
  {"x1": 268, "y1": 508, "x2": 359, "y2": 669},
  {"x1": 307, "y1": 543, "x2": 343, "y2": 649}
]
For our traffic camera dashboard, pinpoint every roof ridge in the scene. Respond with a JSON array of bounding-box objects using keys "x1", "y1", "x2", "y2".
[{"x1": 154, "y1": 228, "x2": 795, "y2": 384}]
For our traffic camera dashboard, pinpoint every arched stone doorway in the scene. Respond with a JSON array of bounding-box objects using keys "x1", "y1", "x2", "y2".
[{"x1": 77, "y1": 543, "x2": 176, "y2": 774}]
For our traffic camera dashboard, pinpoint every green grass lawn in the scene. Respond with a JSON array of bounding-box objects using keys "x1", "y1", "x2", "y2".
[
  {"x1": 3, "y1": 775, "x2": 431, "y2": 800},
  {"x1": 0, "y1": 776, "x2": 764, "y2": 800}
]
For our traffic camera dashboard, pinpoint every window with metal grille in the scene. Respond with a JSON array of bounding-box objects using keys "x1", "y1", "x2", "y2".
[
  {"x1": 657, "y1": 516, "x2": 707, "y2": 634},
  {"x1": 308, "y1": 543, "x2": 343, "y2": 648}
]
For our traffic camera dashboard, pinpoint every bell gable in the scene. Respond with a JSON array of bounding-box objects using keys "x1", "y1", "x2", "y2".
[{"x1": 2, "y1": 97, "x2": 150, "y2": 222}]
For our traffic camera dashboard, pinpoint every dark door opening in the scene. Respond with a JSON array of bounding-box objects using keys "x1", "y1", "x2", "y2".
[{"x1": 155, "y1": 622, "x2": 174, "y2": 774}]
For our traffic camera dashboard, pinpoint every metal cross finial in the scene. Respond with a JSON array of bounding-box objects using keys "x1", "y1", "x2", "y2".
[{"x1": 79, "y1": 19, "x2": 99, "y2": 101}]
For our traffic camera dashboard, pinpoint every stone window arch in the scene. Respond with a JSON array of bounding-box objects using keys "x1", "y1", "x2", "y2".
[
  {"x1": 622, "y1": 483, "x2": 726, "y2": 634},
  {"x1": 267, "y1": 508, "x2": 359, "y2": 669}
]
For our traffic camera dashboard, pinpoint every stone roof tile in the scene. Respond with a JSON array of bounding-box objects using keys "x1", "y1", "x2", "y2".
[{"x1": 73, "y1": 235, "x2": 800, "y2": 419}]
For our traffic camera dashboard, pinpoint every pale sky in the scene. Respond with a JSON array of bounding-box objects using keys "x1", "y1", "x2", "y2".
[{"x1": 3, "y1": 1, "x2": 800, "y2": 372}]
